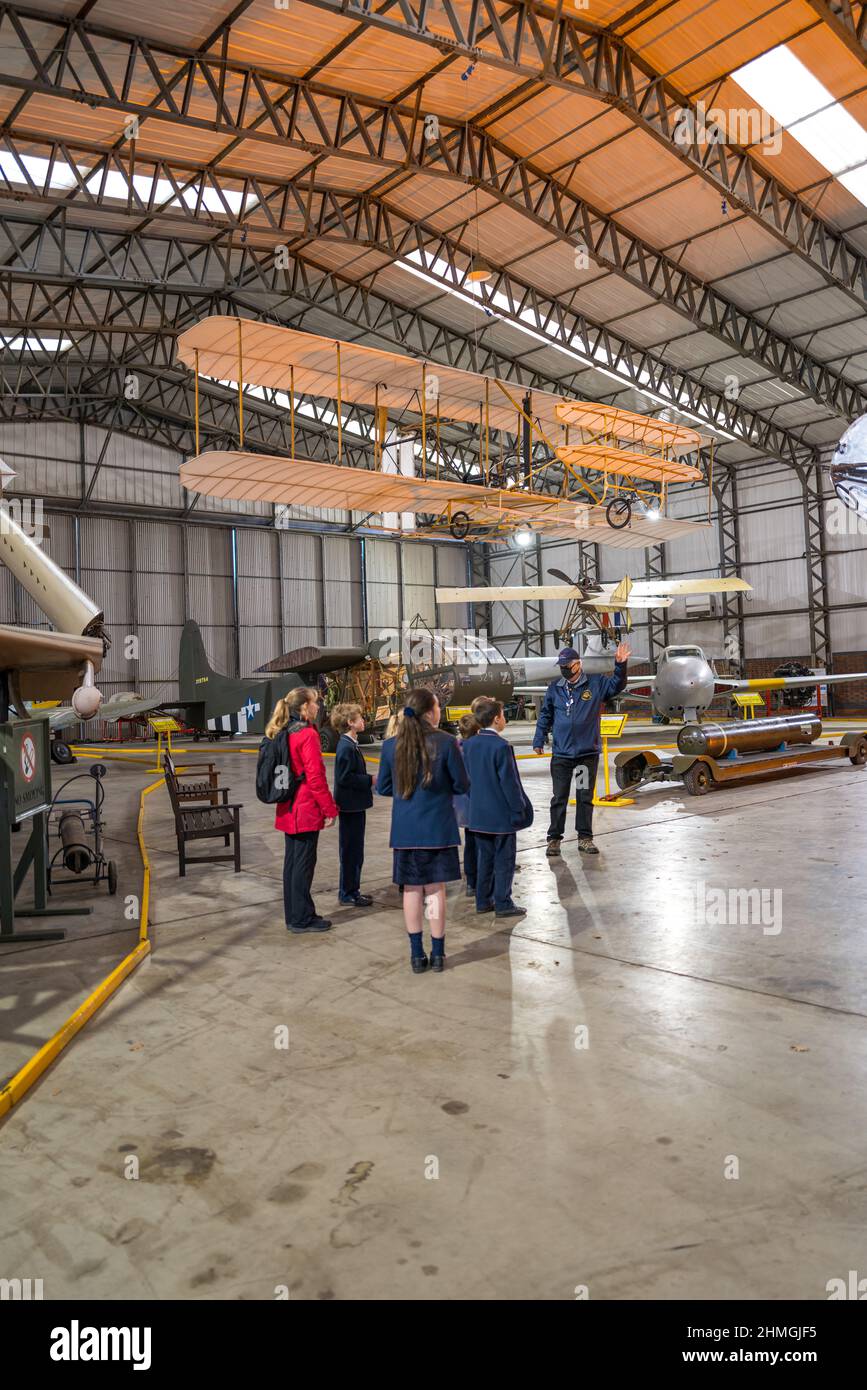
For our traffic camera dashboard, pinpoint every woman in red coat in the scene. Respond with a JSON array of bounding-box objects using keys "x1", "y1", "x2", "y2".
[{"x1": 268, "y1": 686, "x2": 338, "y2": 934}]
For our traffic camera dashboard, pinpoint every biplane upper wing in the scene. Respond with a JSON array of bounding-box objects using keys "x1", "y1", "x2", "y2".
[
  {"x1": 177, "y1": 318, "x2": 569, "y2": 434},
  {"x1": 180, "y1": 452, "x2": 712, "y2": 550}
]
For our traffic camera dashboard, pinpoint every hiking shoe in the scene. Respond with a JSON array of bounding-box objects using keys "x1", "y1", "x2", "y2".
[{"x1": 546, "y1": 839, "x2": 562, "y2": 858}]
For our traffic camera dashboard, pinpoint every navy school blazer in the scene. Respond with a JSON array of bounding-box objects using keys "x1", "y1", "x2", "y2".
[
  {"x1": 462, "y1": 729, "x2": 534, "y2": 834},
  {"x1": 333, "y1": 733, "x2": 374, "y2": 812},
  {"x1": 376, "y1": 726, "x2": 469, "y2": 849}
]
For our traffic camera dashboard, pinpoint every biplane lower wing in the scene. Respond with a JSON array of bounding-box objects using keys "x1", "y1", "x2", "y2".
[{"x1": 180, "y1": 452, "x2": 712, "y2": 549}]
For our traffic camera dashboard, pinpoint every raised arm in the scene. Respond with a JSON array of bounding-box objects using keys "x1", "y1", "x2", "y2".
[{"x1": 601, "y1": 642, "x2": 631, "y2": 700}]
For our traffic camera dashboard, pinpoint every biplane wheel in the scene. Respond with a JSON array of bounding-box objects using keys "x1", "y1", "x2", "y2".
[
  {"x1": 606, "y1": 496, "x2": 632, "y2": 529},
  {"x1": 849, "y1": 737, "x2": 867, "y2": 766},
  {"x1": 449, "y1": 511, "x2": 471, "y2": 540},
  {"x1": 683, "y1": 762, "x2": 714, "y2": 796},
  {"x1": 51, "y1": 740, "x2": 75, "y2": 765}
]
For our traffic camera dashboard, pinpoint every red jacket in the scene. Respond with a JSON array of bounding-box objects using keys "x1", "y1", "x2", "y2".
[{"x1": 274, "y1": 725, "x2": 339, "y2": 834}]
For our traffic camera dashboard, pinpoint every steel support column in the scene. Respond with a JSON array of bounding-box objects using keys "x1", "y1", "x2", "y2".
[{"x1": 713, "y1": 466, "x2": 747, "y2": 674}]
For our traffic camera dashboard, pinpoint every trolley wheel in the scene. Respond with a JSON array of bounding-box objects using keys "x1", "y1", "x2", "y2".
[
  {"x1": 615, "y1": 758, "x2": 645, "y2": 790},
  {"x1": 449, "y1": 510, "x2": 471, "y2": 540},
  {"x1": 606, "y1": 496, "x2": 632, "y2": 529},
  {"x1": 51, "y1": 740, "x2": 75, "y2": 765},
  {"x1": 682, "y1": 762, "x2": 715, "y2": 796},
  {"x1": 107, "y1": 860, "x2": 118, "y2": 895},
  {"x1": 849, "y1": 737, "x2": 867, "y2": 766}
]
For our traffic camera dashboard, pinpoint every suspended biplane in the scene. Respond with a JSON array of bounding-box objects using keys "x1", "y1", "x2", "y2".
[{"x1": 176, "y1": 317, "x2": 714, "y2": 550}]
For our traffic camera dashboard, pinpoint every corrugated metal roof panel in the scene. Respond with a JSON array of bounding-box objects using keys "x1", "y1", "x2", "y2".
[{"x1": 626, "y1": 0, "x2": 816, "y2": 94}]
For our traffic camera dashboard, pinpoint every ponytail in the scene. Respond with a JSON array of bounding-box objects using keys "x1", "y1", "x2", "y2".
[
  {"x1": 395, "y1": 687, "x2": 437, "y2": 798},
  {"x1": 265, "y1": 686, "x2": 317, "y2": 739}
]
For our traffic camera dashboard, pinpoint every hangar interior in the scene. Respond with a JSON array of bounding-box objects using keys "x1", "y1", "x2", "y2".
[{"x1": 2, "y1": 0, "x2": 867, "y2": 1306}]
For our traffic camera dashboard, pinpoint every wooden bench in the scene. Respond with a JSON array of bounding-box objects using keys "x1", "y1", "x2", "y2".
[
  {"x1": 164, "y1": 758, "x2": 242, "y2": 876},
  {"x1": 164, "y1": 752, "x2": 221, "y2": 806}
]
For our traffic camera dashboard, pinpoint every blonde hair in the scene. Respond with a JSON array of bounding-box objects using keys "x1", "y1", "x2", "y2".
[
  {"x1": 265, "y1": 686, "x2": 318, "y2": 739},
  {"x1": 384, "y1": 710, "x2": 403, "y2": 740},
  {"x1": 330, "y1": 702, "x2": 363, "y2": 733}
]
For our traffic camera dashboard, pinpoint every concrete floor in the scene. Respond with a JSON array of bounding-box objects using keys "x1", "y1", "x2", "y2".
[{"x1": 2, "y1": 726, "x2": 867, "y2": 1300}]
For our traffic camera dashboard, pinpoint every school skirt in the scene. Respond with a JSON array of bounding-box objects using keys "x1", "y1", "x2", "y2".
[{"x1": 392, "y1": 846, "x2": 462, "y2": 885}]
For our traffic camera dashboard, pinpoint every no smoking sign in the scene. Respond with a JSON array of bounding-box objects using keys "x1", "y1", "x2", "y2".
[{"x1": 20, "y1": 733, "x2": 37, "y2": 783}]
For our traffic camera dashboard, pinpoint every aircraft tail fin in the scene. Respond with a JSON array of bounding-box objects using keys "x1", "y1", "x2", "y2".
[
  {"x1": 179, "y1": 620, "x2": 217, "y2": 702},
  {"x1": 609, "y1": 575, "x2": 633, "y2": 607}
]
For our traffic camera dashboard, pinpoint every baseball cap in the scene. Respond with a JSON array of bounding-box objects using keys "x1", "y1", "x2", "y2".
[{"x1": 557, "y1": 647, "x2": 580, "y2": 666}]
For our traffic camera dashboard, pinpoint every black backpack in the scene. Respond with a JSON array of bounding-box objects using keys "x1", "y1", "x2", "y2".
[{"x1": 256, "y1": 722, "x2": 306, "y2": 805}]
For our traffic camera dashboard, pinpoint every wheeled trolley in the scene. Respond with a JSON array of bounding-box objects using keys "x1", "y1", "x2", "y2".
[
  {"x1": 47, "y1": 763, "x2": 118, "y2": 893},
  {"x1": 615, "y1": 730, "x2": 867, "y2": 797}
]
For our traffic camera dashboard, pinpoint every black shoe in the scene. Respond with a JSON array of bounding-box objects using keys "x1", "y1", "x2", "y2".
[
  {"x1": 430, "y1": 951, "x2": 445, "y2": 973},
  {"x1": 476, "y1": 902, "x2": 495, "y2": 914},
  {"x1": 578, "y1": 839, "x2": 600, "y2": 855},
  {"x1": 411, "y1": 954, "x2": 429, "y2": 974},
  {"x1": 546, "y1": 839, "x2": 562, "y2": 858},
  {"x1": 495, "y1": 903, "x2": 527, "y2": 919},
  {"x1": 340, "y1": 893, "x2": 373, "y2": 906},
  {"x1": 289, "y1": 917, "x2": 332, "y2": 934}
]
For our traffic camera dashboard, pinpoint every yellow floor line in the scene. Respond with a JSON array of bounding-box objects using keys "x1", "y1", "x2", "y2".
[{"x1": 0, "y1": 776, "x2": 163, "y2": 1119}]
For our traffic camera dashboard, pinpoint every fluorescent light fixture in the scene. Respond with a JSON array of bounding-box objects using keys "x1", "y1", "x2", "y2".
[
  {"x1": 1, "y1": 335, "x2": 72, "y2": 352},
  {"x1": 0, "y1": 152, "x2": 255, "y2": 215},
  {"x1": 396, "y1": 252, "x2": 742, "y2": 446},
  {"x1": 734, "y1": 45, "x2": 867, "y2": 207}
]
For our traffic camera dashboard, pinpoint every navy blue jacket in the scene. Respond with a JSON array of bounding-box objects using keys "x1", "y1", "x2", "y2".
[
  {"x1": 333, "y1": 733, "x2": 374, "y2": 812},
  {"x1": 463, "y1": 730, "x2": 533, "y2": 834},
  {"x1": 533, "y1": 663, "x2": 627, "y2": 757},
  {"x1": 377, "y1": 727, "x2": 469, "y2": 849}
]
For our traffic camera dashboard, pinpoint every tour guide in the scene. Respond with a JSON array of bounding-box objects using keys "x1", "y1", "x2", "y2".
[{"x1": 533, "y1": 642, "x2": 631, "y2": 857}]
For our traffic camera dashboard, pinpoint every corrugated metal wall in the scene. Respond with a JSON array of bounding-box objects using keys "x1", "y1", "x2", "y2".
[{"x1": 0, "y1": 424, "x2": 472, "y2": 702}]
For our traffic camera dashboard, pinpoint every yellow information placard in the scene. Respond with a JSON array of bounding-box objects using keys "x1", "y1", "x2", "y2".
[
  {"x1": 446, "y1": 705, "x2": 472, "y2": 720},
  {"x1": 732, "y1": 692, "x2": 764, "y2": 714},
  {"x1": 148, "y1": 715, "x2": 183, "y2": 770},
  {"x1": 148, "y1": 717, "x2": 182, "y2": 734},
  {"x1": 600, "y1": 713, "x2": 629, "y2": 739}
]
